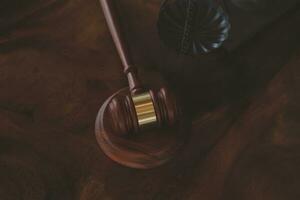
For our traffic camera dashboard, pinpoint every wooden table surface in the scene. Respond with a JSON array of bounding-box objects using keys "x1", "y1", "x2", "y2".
[{"x1": 1, "y1": 0, "x2": 300, "y2": 199}]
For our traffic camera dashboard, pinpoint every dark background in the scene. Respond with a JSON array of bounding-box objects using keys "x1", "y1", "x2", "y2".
[{"x1": 1, "y1": 0, "x2": 300, "y2": 199}]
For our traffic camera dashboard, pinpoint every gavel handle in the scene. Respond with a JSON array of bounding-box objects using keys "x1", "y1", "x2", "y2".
[{"x1": 100, "y1": 0, "x2": 143, "y2": 94}]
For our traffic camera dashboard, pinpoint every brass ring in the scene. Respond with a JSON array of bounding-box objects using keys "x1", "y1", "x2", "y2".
[{"x1": 132, "y1": 92, "x2": 157, "y2": 128}]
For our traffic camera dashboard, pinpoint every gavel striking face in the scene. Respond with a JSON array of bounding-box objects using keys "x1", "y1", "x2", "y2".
[{"x1": 98, "y1": 0, "x2": 181, "y2": 137}]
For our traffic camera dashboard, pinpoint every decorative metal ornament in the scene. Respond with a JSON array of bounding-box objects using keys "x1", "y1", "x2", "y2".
[{"x1": 157, "y1": 0, "x2": 231, "y2": 55}]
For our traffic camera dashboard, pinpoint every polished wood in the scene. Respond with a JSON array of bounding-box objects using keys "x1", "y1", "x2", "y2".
[{"x1": 1, "y1": 0, "x2": 300, "y2": 199}]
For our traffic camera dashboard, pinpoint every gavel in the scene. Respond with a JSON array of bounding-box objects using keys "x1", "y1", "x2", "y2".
[
  {"x1": 95, "y1": 0, "x2": 229, "y2": 168},
  {"x1": 97, "y1": 0, "x2": 181, "y2": 137}
]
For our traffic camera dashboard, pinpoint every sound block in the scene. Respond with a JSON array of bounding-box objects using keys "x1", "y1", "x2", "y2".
[{"x1": 95, "y1": 88, "x2": 188, "y2": 169}]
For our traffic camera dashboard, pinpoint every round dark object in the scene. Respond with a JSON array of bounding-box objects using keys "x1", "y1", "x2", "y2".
[{"x1": 158, "y1": 0, "x2": 230, "y2": 55}]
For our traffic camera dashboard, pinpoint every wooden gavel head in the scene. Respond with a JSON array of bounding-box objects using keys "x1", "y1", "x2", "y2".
[{"x1": 108, "y1": 87, "x2": 181, "y2": 136}]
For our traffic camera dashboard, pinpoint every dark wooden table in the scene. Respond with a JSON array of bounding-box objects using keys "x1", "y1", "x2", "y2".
[{"x1": 1, "y1": 0, "x2": 300, "y2": 199}]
